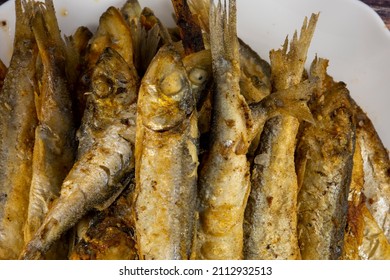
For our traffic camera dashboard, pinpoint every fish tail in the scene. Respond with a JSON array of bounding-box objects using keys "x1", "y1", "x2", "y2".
[
  {"x1": 15, "y1": 0, "x2": 34, "y2": 41},
  {"x1": 31, "y1": 0, "x2": 65, "y2": 63},
  {"x1": 210, "y1": 0, "x2": 239, "y2": 67}
]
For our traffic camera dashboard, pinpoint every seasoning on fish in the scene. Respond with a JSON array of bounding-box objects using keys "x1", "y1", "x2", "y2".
[
  {"x1": 0, "y1": 0, "x2": 38, "y2": 260},
  {"x1": 20, "y1": 47, "x2": 139, "y2": 260},
  {"x1": 134, "y1": 44, "x2": 210, "y2": 260},
  {"x1": 69, "y1": 172, "x2": 137, "y2": 260},
  {"x1": 23, "y1": 0, "x2": 77, "y2": 259},
  {"x1": 296, "y1": 58, "x2": 356, "y2": 260},
  {"x1": 354, "y1": 103, "x2": 390, "y2": 243},
  {"x1": 244, "y1": 14, "x2": 318, "y2": 260}
]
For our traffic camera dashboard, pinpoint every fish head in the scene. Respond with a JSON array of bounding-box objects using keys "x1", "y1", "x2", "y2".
[
  {"x1": 91, "y1": 47, "x2": 138, "y2": 105},
  {"x1": 139, "y1": 45, "x2": 194, "y2": 131},
  {"x1": 182, "y1": 49, "x2": 212, "y2": 102}
]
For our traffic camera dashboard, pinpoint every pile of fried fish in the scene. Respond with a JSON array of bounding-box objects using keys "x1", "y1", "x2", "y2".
[{"x1": 0, "y1": 0, "x2": 389, "y2": 260}]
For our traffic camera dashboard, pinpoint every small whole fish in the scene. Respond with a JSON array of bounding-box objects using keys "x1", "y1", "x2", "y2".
[
  {"x1": 24, "y1": 1, "x2": 77, "y2": 260},
  {"x1": 134, "y1": 44, "x2": 210, "y2": 260},
  {"x1": 296, "y1": 58, "x2": 356, "y2": 260},
  {"x1": 20, "y1": 47, "x2": 139, "y2": 259},
  {"x1": 244, "y1": 14, "x2": 318, "y2": 260},
  {"x1": 0, "y1": 0, "x2": 38, "y2": 260},
  {"x1": 194, "y1": 0, "x2": 316, "y2": 260}
]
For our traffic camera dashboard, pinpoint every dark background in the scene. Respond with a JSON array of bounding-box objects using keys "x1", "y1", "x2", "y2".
[{"x1": 0, "y1": 0, "x2": 389, "y2": 28}]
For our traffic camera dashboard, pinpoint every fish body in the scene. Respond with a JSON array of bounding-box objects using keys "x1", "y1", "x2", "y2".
[
  {"x1": 134, "y1": 44, "x2": 209, "y2": 259},
  {"x1": 0, "y1": 0, "x2": 38, "y2": 260},
  {"x1": 296, "y1": 66, "x2": 356, "y2": 259},
  {"x1": 24, "y1": 1, "x2": 77, "y2": 257},
  {"x1": 354, "y1": 104, "x2": 390, "y2": 243},
  {"x1": 244, "y1": 14, "x2": 318, "y2": 260},
  {"x1": 342, "y1": 139, "x2": 390, "y2": 260},
  {"x1": 20, "y1": 48, "x2": 138, "y2": 259},
  {"x1": 194, "y1": 0, "x2": 252, "y2": 260}
]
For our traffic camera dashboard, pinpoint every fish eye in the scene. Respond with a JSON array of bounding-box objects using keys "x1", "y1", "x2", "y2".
[
  {"x1": 160, "y1": 72, "x2": 184, "y2": 96},
  {"x1": 189, "y1": 68, "x2": 208, "y2": 85},
  {"x1": 93, "y1": 75, "x2": 114, "y2": 98}
]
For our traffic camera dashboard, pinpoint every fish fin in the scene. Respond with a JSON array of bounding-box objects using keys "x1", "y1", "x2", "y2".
[
  {"x1": 141, "y1": 7, "x2": 172, "y2": 45},
  {"x1": 138, "y1": 24, "x2": 161, "y2": 75},
  {"x1": 266, "y1": 79, "x2": 316, "y2": 123},
  {"x1": 270, "y1": 13, "x2": 319, "y2": 89},
  {"x1": 14, "y1": 0, "x2": 34, "y2": 41},
  {"x1": 210, "y1": 0, "x2": 239, "y2": 68},
  {"x1": 188, "y1": 0, "x2": 210, "y2": 32},
  {"x1": 31, "y1": 1, "x2": 66, "y2": 68}
]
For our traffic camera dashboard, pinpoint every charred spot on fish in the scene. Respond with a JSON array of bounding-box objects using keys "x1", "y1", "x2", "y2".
[
  {"x1": 368, "y1": 197, "x2": 375, "y2": 205},
  {"x1": 151, "y1": 180, "x2": 158, "y2": 191},
  {"x1": 266, "y1": 196, "x2": 273, "y2": 207},
  {"x1": 315, "y1": 170, "x2": 326, "y2": 177},
  {"x1": 116, "y1": 87, "x2": 126, "y2": 95},
  {"x1": 225, "y1": 119, "x2": 235, "y2": 128},
  {"x1": 0, "y1": 192, "x2": 7, "y2": 203},
  {"x1": 120, "y1": 118, "x2": 132, "y2": 127},
  {"x1": 235, "y1": 137, "x2": 247, "y2": 155}
]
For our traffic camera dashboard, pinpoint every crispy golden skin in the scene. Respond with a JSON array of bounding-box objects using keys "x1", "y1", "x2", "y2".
[
  {"x1": 134, "y1": 45, "x2": 210, "y2": 260},
  {"x1": 296, "y1": 58, "x2": 356, "y2": 260},
  {"x1": 0, "y1": 0, "x2": 38, "y2": 260},
  {"x1": 23, "y1": 1, "x2": 77, "y2": 260},
  {"x1": 244, "y1": 14, "x2": 318, "y2": 260},
  {"x1": 354, "y1": 104, "x2": 390, "y2": 243},
  {"x1": 69, "y1": 172, "x2": 137, "y2": 260},
  {"x1": 20, "y1": 48, "x2": 138, "y2": 259}
]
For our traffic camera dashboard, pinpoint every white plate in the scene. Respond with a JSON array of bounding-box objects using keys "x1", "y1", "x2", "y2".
[{"x1": 1, "y1": 0, "x2": 389, "y2": 150}]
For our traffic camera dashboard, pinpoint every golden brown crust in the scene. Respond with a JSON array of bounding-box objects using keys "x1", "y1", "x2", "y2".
[
  {"x1": 70, "y1": 176, "x2": 137, "y2": 260},
  {"x1": 0, "y1": 0, "x2": 38, "y2": 260}
]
